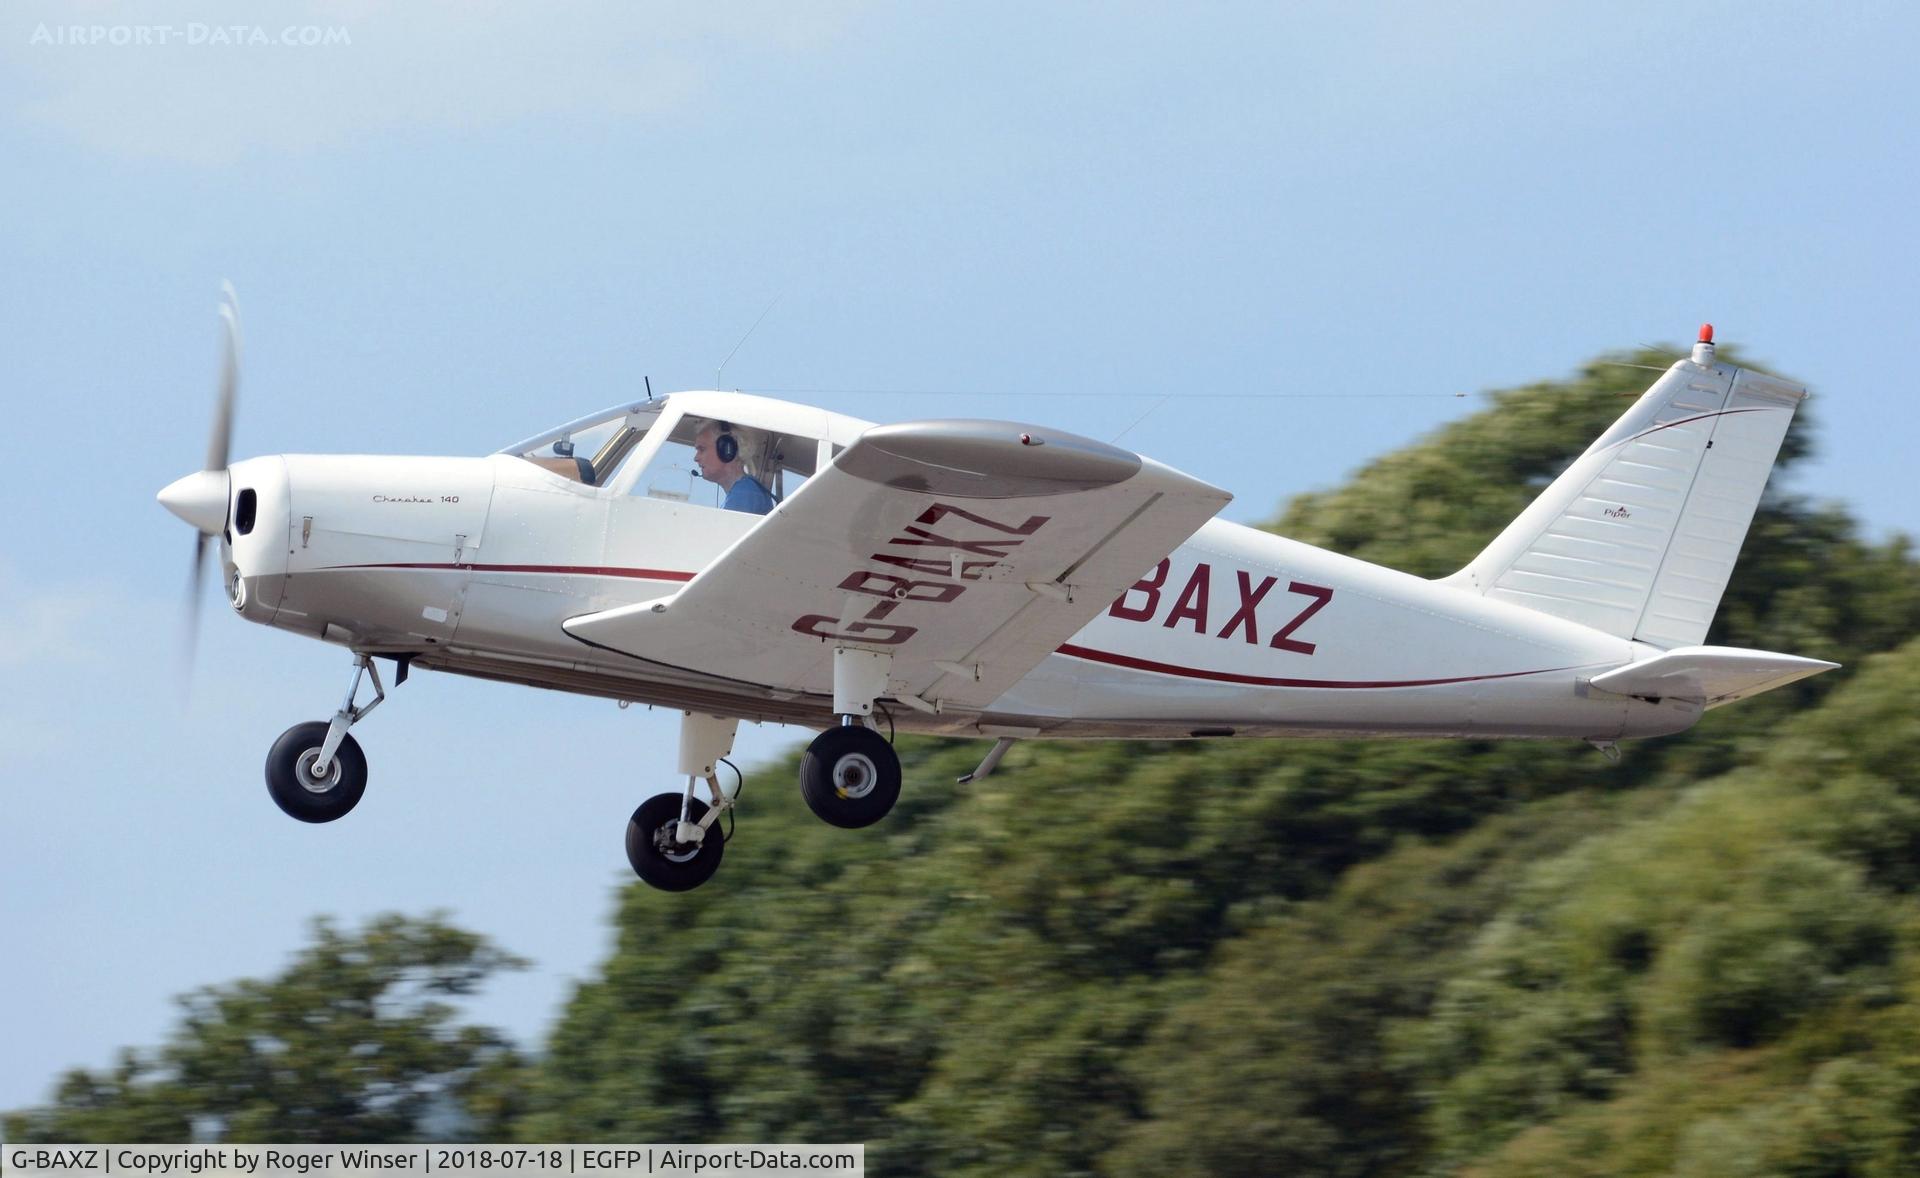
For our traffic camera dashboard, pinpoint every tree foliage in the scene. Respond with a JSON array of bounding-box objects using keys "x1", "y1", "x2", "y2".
[
  {"x1": 5, "y1": 915, "x2": 529, "y2": 1143},
  {"x1": 1433, "y1": 639, "x2": 1920, "y2": 1176}
]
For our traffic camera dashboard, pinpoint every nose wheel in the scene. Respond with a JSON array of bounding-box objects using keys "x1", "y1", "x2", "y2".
[
  {"x1": 800, "y1": 722, "x2": 902, "y2": 828},
  {"x1": 266, "y1": 721, "x2": 369, "y2": 822},
  {"x1": 264, "y1": 654, "x2": 389, "y2": 824}
]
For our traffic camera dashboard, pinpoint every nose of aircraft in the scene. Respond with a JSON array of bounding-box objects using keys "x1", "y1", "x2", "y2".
[{"x1": 158, "y1": 468, "x2": 231, "y2": 535}]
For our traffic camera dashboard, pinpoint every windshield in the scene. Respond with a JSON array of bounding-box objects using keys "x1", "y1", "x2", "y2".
[{"x1": 498, "y1": 401, "x2": 664, "y2": 488}]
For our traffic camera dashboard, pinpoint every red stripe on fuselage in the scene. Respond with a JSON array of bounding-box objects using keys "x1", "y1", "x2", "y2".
[
  {"x1": 317, "y1": 566, "x2": 1571, "y2": 689},
  {"x1": 1054, "y1": 643, "x2": 1570, "y2": 689}
]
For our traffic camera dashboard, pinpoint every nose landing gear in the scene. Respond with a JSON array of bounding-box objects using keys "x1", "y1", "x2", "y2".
[{"x1": 264, "y1": 653, "x2": 389, "y2": 824}]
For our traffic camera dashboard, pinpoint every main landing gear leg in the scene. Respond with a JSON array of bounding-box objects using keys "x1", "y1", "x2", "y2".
[
  {"x1": 265, "y1": 653, "x2": 389, "y2": 824},
  {"x1": 626, "y1": 712, "x2": 738, "y2": 892},
  {"x1": 800, "y1": 647, "x2": 903, "y2": 829}
]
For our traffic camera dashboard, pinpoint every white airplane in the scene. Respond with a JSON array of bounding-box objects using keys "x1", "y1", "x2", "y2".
[{"x1": 159, "y1": 299, "x2": 1836, "y2": 891}]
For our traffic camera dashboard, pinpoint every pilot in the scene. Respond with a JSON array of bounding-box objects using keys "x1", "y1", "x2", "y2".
[{"x1": 693, "y1": 420, "x2": 776, "y2": 515}]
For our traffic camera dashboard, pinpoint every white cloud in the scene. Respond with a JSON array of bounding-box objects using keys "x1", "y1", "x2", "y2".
[{"x1": 2, "y1": 0, "x2": 858, "y2": 164}]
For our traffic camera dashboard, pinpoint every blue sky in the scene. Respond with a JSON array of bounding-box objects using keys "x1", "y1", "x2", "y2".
[{"x1": 3, "y1": 1, "x2": 1916, "y2": 1113}]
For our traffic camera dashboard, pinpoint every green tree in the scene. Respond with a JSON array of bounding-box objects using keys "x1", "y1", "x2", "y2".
[
  {"x1": 1404, "y1": 640, "x2": 1920, "y2": 1173},
  {"x1": 1104, "y1": 790, "x2": 1663, "y2": 1178},
  {"x1": 5, "y1": 915, "x2": 530, "y2": 1143}
]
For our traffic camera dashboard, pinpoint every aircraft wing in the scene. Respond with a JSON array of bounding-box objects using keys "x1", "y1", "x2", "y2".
[{"x1": 563, "y1": 419, "x2": 1231, "y2": 711}]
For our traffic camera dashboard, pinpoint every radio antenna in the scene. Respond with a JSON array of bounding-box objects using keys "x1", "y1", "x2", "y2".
[
  {"x1": 644, "y1": 375, "x2": 654, "y2": 402},
  {"x1": 716, "y1": 293, "x2": 781, "y2": 390}
]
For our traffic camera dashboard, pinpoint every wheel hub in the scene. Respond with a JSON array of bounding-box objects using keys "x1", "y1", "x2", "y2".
[
  {"x1": 295, "y1": 749, "x2": 342, "y2": 793},
  {"x1": 654, "y1": 824, "x2": 702, "y2": 863},
  {"x1": 832, "y1": 752, "x2": 878, "y2": 799}
]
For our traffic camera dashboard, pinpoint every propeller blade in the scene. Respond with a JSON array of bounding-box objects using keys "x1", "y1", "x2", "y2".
[
  {"x1": 174, "y1": 282, "x2": 247, "y2": 686},
  {"x1": 184, "y1": 532, "x2": 210, "y2": 679},
  {"x1": 206, "y1": 283, "x2": 242, "y2": 472}
]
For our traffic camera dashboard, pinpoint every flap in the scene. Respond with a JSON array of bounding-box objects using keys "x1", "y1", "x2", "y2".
[
  {"x1": 1588, "y1": 644, "x2": 1839, "y2": 709},
  {"x1": 564, "y1": 419, "x2": 1230, "y2": 710}
]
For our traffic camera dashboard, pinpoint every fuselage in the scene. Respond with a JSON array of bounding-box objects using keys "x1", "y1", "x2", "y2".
[{"x1": 216, "y1": 442, "x2": 1697, "y2": 746}]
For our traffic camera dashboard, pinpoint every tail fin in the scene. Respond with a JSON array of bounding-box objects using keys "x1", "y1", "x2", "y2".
[{"x1": 1442, "y1": 333, "x2": 1806, "y2": 649}]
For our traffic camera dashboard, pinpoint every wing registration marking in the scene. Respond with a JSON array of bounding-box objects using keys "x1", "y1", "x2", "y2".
[{"x1": 790, "y1": 501, "x2": 1054, "y2": 645}]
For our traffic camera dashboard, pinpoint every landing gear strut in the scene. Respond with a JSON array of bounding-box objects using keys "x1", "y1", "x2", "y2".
[
  {"x1": 624, "y1": 647, "x2": 910, "y2": 889},
  {"x1": 265, "y1": 654, "x2": 386, "y2": 823}
]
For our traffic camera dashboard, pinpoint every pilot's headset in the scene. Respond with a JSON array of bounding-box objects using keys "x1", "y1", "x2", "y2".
[{"x1": 716, "y1": 423, "x2": 768, "y2": 483}]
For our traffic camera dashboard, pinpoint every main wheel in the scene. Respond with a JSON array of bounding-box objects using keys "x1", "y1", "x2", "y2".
[
  {"x1": 625, "y1": 793, "x2": 724, "y2": 891},
  {"x1": 265, "y1": 721, "x2": 368, "y2": 824},
  {"x1": 800, "y1": 724, "x2": 902, "y2": 829}
]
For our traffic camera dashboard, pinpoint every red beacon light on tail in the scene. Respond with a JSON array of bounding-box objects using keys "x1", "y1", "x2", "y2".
[{"x1": 1692, "y1": 322, "x2": 1716, "y2": 366}]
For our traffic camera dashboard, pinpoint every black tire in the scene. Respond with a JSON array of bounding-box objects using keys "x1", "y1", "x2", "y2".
[
  {"x1": 800, "y1": 724, "x2": 902, "y2": 829},
  {"x1": 625, "y1": 793, "x2": 724, "y2": 891},
  {"x1": 265, "y1": 721, "x2": 368, "y2": 824}
]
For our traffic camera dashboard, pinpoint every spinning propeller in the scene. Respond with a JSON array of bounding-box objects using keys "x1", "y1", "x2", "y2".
[{"x1": 157, "y1": 282, "x2": 243, "y2": 660}]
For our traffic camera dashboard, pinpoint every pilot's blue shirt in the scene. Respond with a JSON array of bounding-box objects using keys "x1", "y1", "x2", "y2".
[{"x1": 724, "y1": 476, "x2": 775, "y2": 515}]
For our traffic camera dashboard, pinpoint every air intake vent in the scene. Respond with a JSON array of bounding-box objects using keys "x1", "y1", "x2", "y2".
[{"x1": 235, "y1": 488, "x2": 257, "y2": 535}]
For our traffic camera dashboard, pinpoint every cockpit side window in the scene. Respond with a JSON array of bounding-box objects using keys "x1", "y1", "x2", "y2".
[{"x1": 625, "y1": 415, "x2": 824, "y2": 510}]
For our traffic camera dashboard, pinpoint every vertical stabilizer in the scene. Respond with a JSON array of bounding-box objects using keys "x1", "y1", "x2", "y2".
[{"x1": 1443, "y1": 335, "x2": 1806, "y2": 648}]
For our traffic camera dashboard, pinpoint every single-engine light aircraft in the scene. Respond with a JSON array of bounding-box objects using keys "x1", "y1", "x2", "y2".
[{"x1": 160, "y1": 300, "x2": 1835, "y2": 891}]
